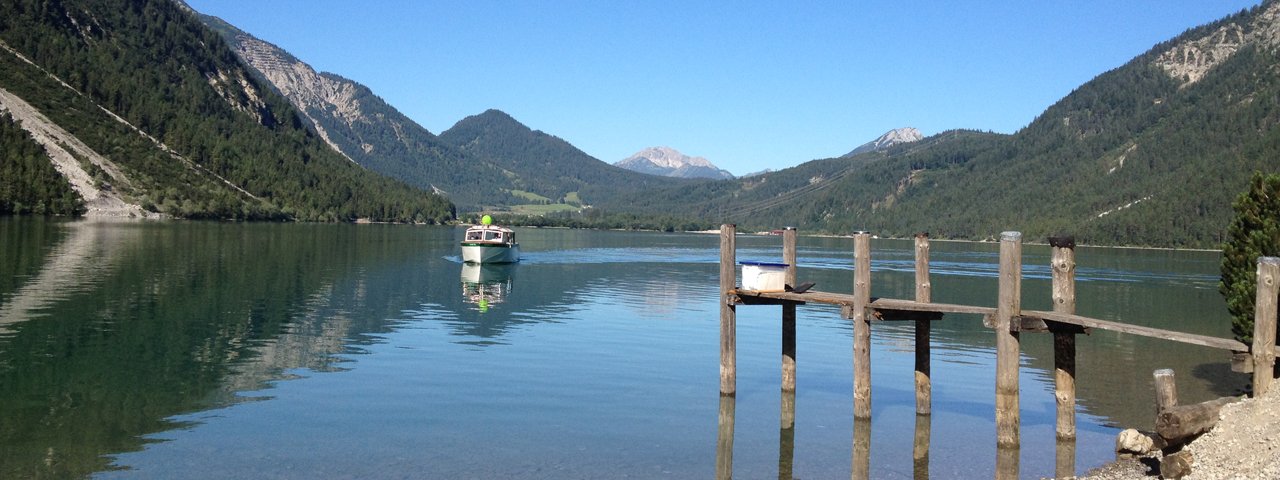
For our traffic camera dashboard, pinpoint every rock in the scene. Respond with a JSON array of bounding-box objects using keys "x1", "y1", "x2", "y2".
[
  {"x1": 1116, "y1": 428, "x2": 1155, "y2": 456},
  {"x1": 1159, "y1": 450, "x2": 1193, "y2": 479}
]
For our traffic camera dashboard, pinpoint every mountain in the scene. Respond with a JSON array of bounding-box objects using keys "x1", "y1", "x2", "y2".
[
  {"x1": 197, "y1": 15, "x2": 510, "y2": 210},
  {"x1": 0, "y1": 0, "x2": 453, "y2": 223},
  {"x1": 843, "y1": 127, "x2": 924, "y2": 157},
  {"x1": 615, "y1": 147, "x2": 735, "y2": 179},
  {"x1": 438, "y1": 109, "x2": 691, "y2": 207},
  {"x1": 602, "y1": 1, "x2": 1280, "y2": 248}
]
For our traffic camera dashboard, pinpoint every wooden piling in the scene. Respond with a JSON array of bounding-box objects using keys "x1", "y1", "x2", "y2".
[
  {"x1": 720, "y1": 224, "x2": 737, "y2": 396},
  {"x1": 1154, "y1": 368, "x2": 1178, "y2": 412},
  {"x1": 783, "y1": 227, "x2": 798, "y2": 394},
  {"x1": 995, "y1": 231, "x2": 1022, "y2": 448},
  {"x1": 1050, "y1": 236, "x2": 1077, "y2": 441},
  {"x1": 853, "y1": 232, "x2": 873, "y2": 419},
  {"x1": 914, "y1": 232, "x2": 932, "y2": 416},
  {"x1": 1254, "y1": 257, "x2": 1279, "y2": 397}
]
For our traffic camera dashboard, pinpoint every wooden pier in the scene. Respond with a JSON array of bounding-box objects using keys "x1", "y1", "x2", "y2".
[{"x1": 715, "y1": 223, "x2": 1280, "y2": 478}]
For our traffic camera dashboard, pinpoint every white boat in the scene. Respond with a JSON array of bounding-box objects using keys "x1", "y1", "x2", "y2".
[{"x1": 461, "y1": 217, "x2": 520, "y2": 264}]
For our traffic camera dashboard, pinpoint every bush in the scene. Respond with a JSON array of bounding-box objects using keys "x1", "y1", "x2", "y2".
[{"x1": 1220, "y1": 172, "x2": 1280, "y2": 344}]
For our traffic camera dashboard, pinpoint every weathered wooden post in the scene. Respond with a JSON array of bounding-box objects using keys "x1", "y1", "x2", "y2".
[
  {"x1": 995, "y1": 231, "x2": 1022, "y2": 448},
  {"x1": 853, "y1": 232, "x2": 873, "y2": 419},
  {"x1": 1154, "y1": 368, "x2": 1178, "y2": 412},
  {"x1": 720, "y1": 224, "x2": 737, "y2": 396},
  {"x1": 782, "y1": 227, "x2": 798, "y2": 395},
  {"x1": 1049, "y1": 236, "x2": 1077, "y2": 441},
  {"x1": 1254, "y1": 257, "x2": 1279, "y2": 397},
  {"x1": 914, "y1": 232, "x2": 932, "y2": 416}
]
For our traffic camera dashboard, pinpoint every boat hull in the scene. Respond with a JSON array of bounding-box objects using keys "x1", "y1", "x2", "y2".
[{"x1": 461, "y1": 243, "x2": 520, "y2": 264}]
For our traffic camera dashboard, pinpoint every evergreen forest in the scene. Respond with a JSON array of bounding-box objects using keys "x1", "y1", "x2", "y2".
[{"x1": 0, "y1": 0, "x2": 453, "y2": 223}]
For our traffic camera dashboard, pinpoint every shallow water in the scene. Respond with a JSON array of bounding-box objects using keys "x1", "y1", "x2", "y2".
[{"x1": 0, "y1": 218, "x2": 1242, "y2": 478}]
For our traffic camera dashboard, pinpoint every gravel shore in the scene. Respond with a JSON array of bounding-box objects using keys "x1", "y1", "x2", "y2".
[{"x1": 1075, "y1": 387, "x2": 1280, "y2": 479}]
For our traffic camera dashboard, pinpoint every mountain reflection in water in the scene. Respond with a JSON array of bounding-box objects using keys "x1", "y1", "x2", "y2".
[{"x1": 0, "y1": 219, "x2": 1243, "y2": 479}]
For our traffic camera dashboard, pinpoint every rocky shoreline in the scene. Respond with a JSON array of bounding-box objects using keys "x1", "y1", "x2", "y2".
[{"x1": 1076, "y1": 387, "x2": 1280, "y2": 479}]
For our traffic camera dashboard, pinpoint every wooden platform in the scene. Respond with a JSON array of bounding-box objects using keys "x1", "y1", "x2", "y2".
[{"x1": 716, "y1": 224, "x2": 1279, "y2": 479}]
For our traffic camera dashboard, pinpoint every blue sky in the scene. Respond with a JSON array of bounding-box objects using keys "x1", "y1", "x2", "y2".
[{"x1": 186, "y1": 1, "x2": 1261, "y2": 176}]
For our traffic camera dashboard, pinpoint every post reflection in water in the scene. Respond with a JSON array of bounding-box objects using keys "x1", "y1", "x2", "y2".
[
  {"x1": 459, "y1": 263, "x2": 516, "y2": 312},
  {"x1": 1057, "y1": 437, "x2": 1077, "y2": 479},
  {"x1": 996, "y1": 445, "x2": 1020, "y2": 480},
  {"x1": 852, "y1": 417, "x2": 871, "y2": 480},
  {"x1": 716, "y1": 395, "x2": 735, "y2": 480},
  {"x1": 913, "y1": 414, "x2": 930, "y2": 480},
  {"x1": 779, "y1": 391, "x2": 796, "y2": 480}
]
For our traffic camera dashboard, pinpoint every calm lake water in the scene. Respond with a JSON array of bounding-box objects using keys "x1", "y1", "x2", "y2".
[{"x1": 0, "y1": 218, "x2": 1243, "y2": 479}]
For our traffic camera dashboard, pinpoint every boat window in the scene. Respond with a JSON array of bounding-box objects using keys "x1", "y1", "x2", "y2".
[
  {"x1": 466, "y1": 231, "x2": 481, "y2": 241},
  {"x1": 485, "y1": 231, "x2": 500, "y2": 241}
]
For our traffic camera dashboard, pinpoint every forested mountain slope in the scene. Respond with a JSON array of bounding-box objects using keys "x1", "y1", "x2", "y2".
[
  {"x1": 606, "y1": 2, "x2": 1280, "y2": 248},
  {"x1": 0, "y1": 0, "x2": 453, "y2": 222},
  {"x1": 439, "y1": 109, "x2": 693, "y2": 207}
]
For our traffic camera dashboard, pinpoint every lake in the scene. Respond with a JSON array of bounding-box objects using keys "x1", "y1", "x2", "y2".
[{"x1": 0, "y1": 218, "x2": 1243, "y2": 479}]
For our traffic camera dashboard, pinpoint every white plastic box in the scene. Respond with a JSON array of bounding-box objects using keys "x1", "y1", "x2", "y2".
[{"x1": 740, "y1": 261, "x2": 789, "y2": 292}]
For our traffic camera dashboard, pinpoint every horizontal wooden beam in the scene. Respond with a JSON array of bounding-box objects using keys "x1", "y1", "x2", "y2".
[
  {"x1": 871, "y1": 298, "x2": 997, "y2": 316},
  {"x1": 871, "y1": 309, "x2": 944, "y2": 322},
  {"x1": 736, "y1": 290, "x2": 1250, "y2": 353},
  {"x1": 1021, "y1": 309, "x2": 1248, "y2": 352},
  {"x1": 728, "y1": 293, "x2": 804, "y2": 306}
]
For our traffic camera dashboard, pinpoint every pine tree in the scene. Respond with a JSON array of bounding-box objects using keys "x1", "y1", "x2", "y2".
[{"x1": 1220, "y1": 172, "x2": 1280, "y2": 344}]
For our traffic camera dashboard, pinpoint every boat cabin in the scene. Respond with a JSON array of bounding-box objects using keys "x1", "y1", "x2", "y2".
[{"x1": 465, "y1": 226, "x2": 514, "y2": 244}]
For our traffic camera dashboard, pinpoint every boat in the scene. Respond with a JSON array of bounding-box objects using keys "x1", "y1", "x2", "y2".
[{"x1": 460, "y1": 215, "x2": 520, "y2": 264}]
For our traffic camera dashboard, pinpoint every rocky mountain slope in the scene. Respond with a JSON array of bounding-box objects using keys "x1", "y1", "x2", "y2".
[
  {"x1": 198, "y1": 15, "x2": 506, "y2": 210},
  {"x1": 0, "y1": 0, "x2": 453, "y2": 222},
  {"x1": 615, "y1": 147, "x2": 735, "y2": 179},
  {"x1": 843, "y1": 127, "x2": 924, "y2": 157}
]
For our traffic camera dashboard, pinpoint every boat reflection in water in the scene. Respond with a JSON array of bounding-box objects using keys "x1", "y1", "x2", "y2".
[{"x1": 460, "y1": 263, "x2": 516, "y2": 313}]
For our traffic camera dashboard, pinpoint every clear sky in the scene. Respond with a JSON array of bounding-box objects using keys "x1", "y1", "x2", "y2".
[{"x1": 185, "y1": 1, "x2": 1261, "y2": 176}]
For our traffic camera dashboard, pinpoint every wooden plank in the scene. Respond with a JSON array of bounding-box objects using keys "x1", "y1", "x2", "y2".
[
  {"x1": 1254, "y1": 257, "x2": 1279, "y2": 397},
  {"x1": 782, "y1": 228, "x2": 798, "y2": 394},
  {"x1": 728, "y1": 293, "x2": 804, "y2": 306},
  {"x1": 871, "y1": 298, "x2": 996, "y2": 316},
  {"x1": 1051, "y1": 236, "x2": 1078, "y2": 441},
  {"x1": 995, "y1": 231, "x2": 1022, "y2": 448},
  {"x1": 720, "y1": 224, "x2": 737, "y2": 396},
  {"x1": 914, "y1": 232, "x2": 932, "y2": 416},
  {"x1": 853, "y1": 232, "x2": 872, "y2": 419},
  {"x1": 1022, "y1": 310, "x2": 1248, "y2": 351},
  {"x1": 873, "y1": 309, "x2": 944, "y2": 322}
]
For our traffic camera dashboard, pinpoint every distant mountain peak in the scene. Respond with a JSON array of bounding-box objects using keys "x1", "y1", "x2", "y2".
[
  {"x1": 615, "y1": 147, "x2": 734, "y2": 179},
  {"x1": 843, "y1": 127, "x2": 924, "y2": 157}
]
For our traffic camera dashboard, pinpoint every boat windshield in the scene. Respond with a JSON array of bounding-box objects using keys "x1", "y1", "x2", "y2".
[{"x1": 485, "y1": 231, "x2": 502, "y2": 241}]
